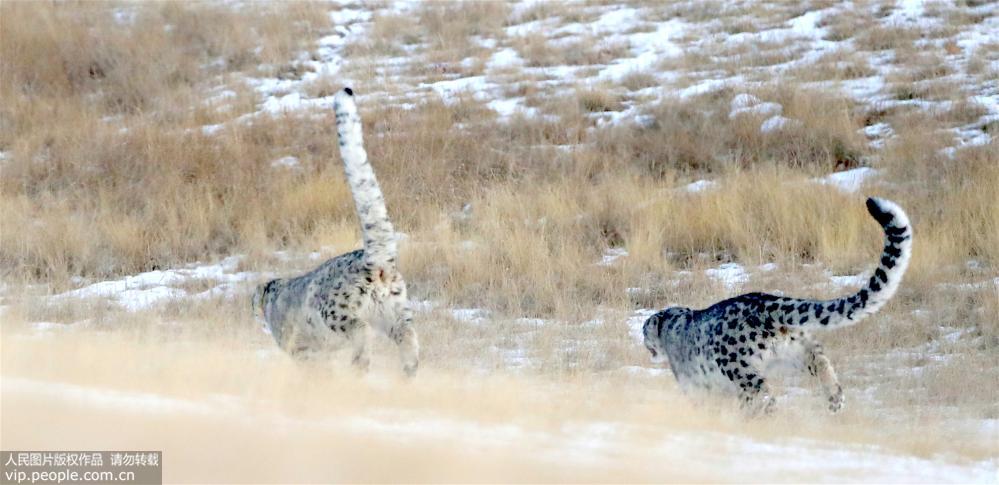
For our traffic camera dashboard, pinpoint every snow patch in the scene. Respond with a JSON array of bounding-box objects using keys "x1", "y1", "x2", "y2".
[
  {"x1": 51, "y1": 256, "x2": 258, "y2": 311},
  {"x1": 681, "y1": 180, "x2": 717, "y2": 193},
  {"x1": 760, "y1": 115, "x2": 801, "y2": 133},
  {"x1": 730, "y1": 102, "x2": 783, "y2": 119},
  {"x1": 271, "y1": 156, "x2": 300, "y2": 169},
  {"x1": 486, "y1": 48, "x2": 524, "y2": 71},
  {"x1": 597, "y1": 248, "x2": 628, "y2": 267},
  {"x1": 627, "y1": 309, "x2": 660, "y2": 352},
  {"x1": 829, "y1": 274, "x2": 868, "y2": 288},
  {"x1": 424, "y1": 76, "x2": 490, "y2": 105},
  {"x1": 705, "y1": 263, "x2": 749, "y2": 290},
  {"x1": 451, "y1": 308, "x2": 489, "y2": 324},
  {"x1": 814, "y1": 167, "x2": 879, "y2": 193}
]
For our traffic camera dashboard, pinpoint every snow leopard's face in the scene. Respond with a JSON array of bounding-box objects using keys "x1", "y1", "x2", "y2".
[
  {"x1": 643, "y1": 307, "x2": 691, "y2": 364},
  {"x1": 251, "y1": 284, "x2": 267, "y2": 323},
  {"x1": 643, "y1": 316, "x2": 667, "y2": 363},
  {"x1": 251, "y1": 279, "x2": 282, "y2": 326}
]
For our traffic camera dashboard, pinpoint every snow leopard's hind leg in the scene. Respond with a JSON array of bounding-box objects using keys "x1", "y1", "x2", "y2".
[
  {"x1": 804, "y1": 338, "x2": 844, "y2": 412},
  {"x1": 389, "y1": 305, "x2": 419, "y2": 377},
  {"x1": 347, "y1": 320, "x2": 371, "y2": 372}
]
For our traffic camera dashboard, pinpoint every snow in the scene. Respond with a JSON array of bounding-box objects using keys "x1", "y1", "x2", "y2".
[
  {"x1": 814, "y1": 167, "x2": 879, "y2": 193},
  {"x1": 597, "y1": 247, "x2": 628, "y2": 267},
  {"x1": 270, "y1": 156, "x2": 300, "y2": 169},
  {"x1": 598, "y1": 19, "x2": 686, "y2": 82},
  {"x1": 328, "y1": 8, "x2": 371, "y2": 26},
  {"x1": 788, "y1": 10, "x2": 826, "y2": 38},
  {"x1": 201, "y1": 124, "x2": 224, "y2": 136},
  {"x1": 731, "y1": 93, "x2": 761, "y2": 110},
  {"x1": 260, "y1": 92, "x2": 336, "y2": 115},
  {"x1": 486, "y1": 48, "x2": 524, "y2": 71},
  {"x1": 890, "y1": 0, "x2": 927, "y2": 22},
  {"x1": 487, "y1": 98, "x2": 538, "y2": 119},
  {"x1": 204, "y1": 89, "x2": 237, "y2": 105},
  {"x1": 705, "y1": 263, "x2": 749, "y2": 290},
  {"x1": 592, "y1": 7, "x2": 640, "y2": 32},
  {"x1": 451, "y1": 308, "x2": 489, "y2": 324},
  {"x1": 829, "y1": 274, "x2": 868, "y2": 288},
  {"x1": 677, "y1": 77, "x2": 738, "y2": 99},
  {"x1": 730, "y1": 101, "x2": 782, "y2": 119},
  {"x1": 116, "y1": 286, "x2": 188, "y2": 312},
  {"x1": 760, "y1": 115, "x2": 801, "y2": 133},
  {"x1": 424, "y1": 76, "x2": 491, "y2": 105},
  {"x1": 863, "y1": 122, "x2": 894, "y2": 148},
  {"x1": 51, "y1": 256, "x2": 260, "y2": 311},
  {"x1": 681, "y1": 179, "x2": 717, "y2": 193},
  {"x1": 620, "y1": 365, "x2": 669, "y2": 377}
]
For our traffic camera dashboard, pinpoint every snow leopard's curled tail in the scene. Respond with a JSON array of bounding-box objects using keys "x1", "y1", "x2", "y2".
[
  {"x1": 775, "y1": 197, "x2": 912, "y2": 329},
  {"x1": 334, "y1": 88, "x2": 396, "y2": 265}
]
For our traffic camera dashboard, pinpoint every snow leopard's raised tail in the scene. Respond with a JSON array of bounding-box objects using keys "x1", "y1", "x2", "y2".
[
  {"x1": 334, "y1": 88, "x2": 396, "y2": 266},
  {"x1": 772, "y1": 197, "x2": 912, "y2": 329}
]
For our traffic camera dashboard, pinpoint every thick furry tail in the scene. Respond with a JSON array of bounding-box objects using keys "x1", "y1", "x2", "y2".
[
  {"x1": 773, "y1": 197, "x2": 913, "y2": 329},
  {"x1": 334, "y1": 88, "x2": 396, "y2": 265}
]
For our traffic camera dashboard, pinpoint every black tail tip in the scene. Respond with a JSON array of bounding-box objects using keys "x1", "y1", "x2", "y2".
[
  {"x1": 866, "y1": 197, "x2": 894, "y2": 226},
  {"x1": 343, "y1": 87, "x2": 354, "y2": 96}
]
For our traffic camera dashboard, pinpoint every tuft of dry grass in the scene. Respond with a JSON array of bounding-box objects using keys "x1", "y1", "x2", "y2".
[
  {"x1": 620, "y1": 70, "x2": 660, "y2": 91},
  {"x1": 576, "y1": 86, "x2": 624, "y2": 113},
  {"x1": 512, "y1": 34, "x2": 630, "y2": 67}
]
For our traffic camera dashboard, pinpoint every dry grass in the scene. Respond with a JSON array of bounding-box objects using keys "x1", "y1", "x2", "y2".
[
  {"x1": 342, "y1": 12, "x2": 421, "y2": 57},
  {"x1": 594, "y1": 86, "x2": 868, "y2": 175},
  {"x1": 512, "y1": 34, "x2": 630, "y2": 68},
  {"x1": 619, "y1": 70, "x2": 660, "y2": 91},
  {"x1": 788, "y1": 49, "x2": 876, "y2": 81}
]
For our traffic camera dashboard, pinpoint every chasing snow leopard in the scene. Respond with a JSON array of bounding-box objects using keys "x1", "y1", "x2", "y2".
[
  {"x1": 642, "y1": 198, "x2": 912, "y2": 413},
  {"x1": 252, "y1": 88, "x2": 418, "y2": 376}
]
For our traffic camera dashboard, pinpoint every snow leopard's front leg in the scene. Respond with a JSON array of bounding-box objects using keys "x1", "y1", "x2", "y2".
[
  {"x1": 805, "y1": 339, "x2": 843, "y2": 412},
  {"x1": 389, "y1": 305, "x2": 419, "y2": 377}
]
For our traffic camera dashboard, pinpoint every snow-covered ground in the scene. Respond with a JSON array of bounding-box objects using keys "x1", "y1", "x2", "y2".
[{"x1": 188, "y1": 0, "x2": 997, "y2": 166}]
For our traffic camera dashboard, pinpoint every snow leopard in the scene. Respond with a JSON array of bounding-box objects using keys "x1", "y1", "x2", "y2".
[
  {"x1": 642, "y1": 198, "x2": 912, "y2": 413},
  {"x1": 252, "y1": 87, "x2": 418, "y2": 376}
]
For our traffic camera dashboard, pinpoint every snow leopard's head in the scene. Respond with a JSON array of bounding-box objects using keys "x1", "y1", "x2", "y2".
[
  {"x1": 643, "y1": 307, "x2": 692, "y2": 364},
  {"x1": 251, "y1": 279, "x2": 281, "y2": 327}
]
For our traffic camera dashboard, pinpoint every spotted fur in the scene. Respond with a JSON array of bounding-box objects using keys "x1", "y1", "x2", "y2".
[
  {"x1": 252, "y1": 88, "x2": 418, "y2": 376},
  {"x1": 643, "y1": 198, "x2": 912, "y2": 413}
]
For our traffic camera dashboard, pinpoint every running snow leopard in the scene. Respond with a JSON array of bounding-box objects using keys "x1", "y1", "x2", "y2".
[
  {"x1": 642, "y1": 198, "x2": 912, "y2": 413},
  {"x1": 252, "y1": 88, "x2": 418, "y2": 376}
]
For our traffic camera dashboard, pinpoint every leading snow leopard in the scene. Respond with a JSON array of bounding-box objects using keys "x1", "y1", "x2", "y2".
[
  {"x1": 642, "y1": 198, "x2": 912, "y2": 413},
  {"x1": 252, "y1": 88, "x2": 418, "y2": 376}
]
